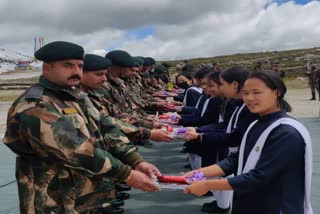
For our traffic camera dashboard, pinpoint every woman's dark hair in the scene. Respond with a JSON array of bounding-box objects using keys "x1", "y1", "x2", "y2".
[
  {"x1": 194, "y1": 67, "x2": 215, "y2": 80},
  {"x1": 175, "y1": 72, "x2": 193, "y2": 83},
  {"x1": 205, "y1": 71, "x2": 221, "y2": 85},
  {"x1": 220, "y1": 66, "x2": 249, "y2": 91},
  {"x1": 248, "y1": 71, "x2": 292, "y2": 112}
]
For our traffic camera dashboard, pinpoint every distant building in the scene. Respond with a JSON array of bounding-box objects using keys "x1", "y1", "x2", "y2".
[{"x1": 16, "y1": 60, "x2": 31, "y2": 70}]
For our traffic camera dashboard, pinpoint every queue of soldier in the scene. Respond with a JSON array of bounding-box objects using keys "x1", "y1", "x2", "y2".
[{"x1": 2, "y1": 41, "x2": 313, "y2": 214}]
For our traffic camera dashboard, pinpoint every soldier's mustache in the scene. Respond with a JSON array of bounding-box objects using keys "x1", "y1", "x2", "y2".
[{"x1": 68, "y1": 75, "x2": 81, "y2": 80}]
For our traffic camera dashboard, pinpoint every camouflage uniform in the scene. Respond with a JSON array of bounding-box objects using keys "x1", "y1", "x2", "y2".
[
  {"x1": 107, "y1": 75, "x2": 136, "y2": 112},
  {"x1": 136, "y1": 74, "x2": 160, "y2": 104},
  {"x1": 81, "y1": 86, "x2": 152, "y2": 141},
  {"x1": 121, "y1": 77, "x2": 158, "y2": 114},
  {"x1": 3, "y1": 76, "x2": 144, "y2": 213},
  {"x1": 307, "y1": 66, "x2": 320, "y2": 99},
  {"x1": 139, "y1": 72, "x2": 156, "y2": 95},
  {"x1": 98, "y1": 83, "x2": 154, "y2": 129}
]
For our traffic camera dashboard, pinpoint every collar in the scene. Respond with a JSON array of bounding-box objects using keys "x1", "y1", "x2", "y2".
[{"x1": 38, "y1": 76, "x2": 80, "y2": 100}]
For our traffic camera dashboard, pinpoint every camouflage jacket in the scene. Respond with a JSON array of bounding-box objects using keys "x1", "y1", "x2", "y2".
[
  {"x1": 307, "y1": 68, "x2": 320, "y2": 83},
  {"x1": 82, "y1": 87, "x2": 152, "y2": 140},
  {"x1": 3, "y1": 76, "x2": 144, "y2": 213},
  {"x1": 107, "y1": 75, "x2": 135, "y2": 111},
  {"x1": 97, "y1": 84, "x2": 154, "y2": 129},
  {"x1": 139, "y1": 72, "x2": 156, "y2": 95},
  {"x1": 121, "y1": 77, "x2": 146, "y2": 109},
  {"x1": 135, "y1": 75, "x2": 158, "y2": 106},
  {"x1": 120, "y1": 77, "x2": 158, "y2": 114}
]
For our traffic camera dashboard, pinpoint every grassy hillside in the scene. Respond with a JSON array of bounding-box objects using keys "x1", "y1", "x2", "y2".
[{"x1": 166, "y1": 47, "x2": 320, "y2": 77}]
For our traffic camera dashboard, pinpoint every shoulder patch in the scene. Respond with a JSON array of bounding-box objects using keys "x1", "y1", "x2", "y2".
[
  {"x1": 63, "y1": 108, "x2": 78, "y2": 114},
  {"x1": 25, "y1": 84, "x2": 44, "y2": 100}
]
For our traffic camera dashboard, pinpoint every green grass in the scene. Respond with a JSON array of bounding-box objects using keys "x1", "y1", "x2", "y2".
[{"x1": 165, "y1": 47, "x2": 320, "y2": 77}]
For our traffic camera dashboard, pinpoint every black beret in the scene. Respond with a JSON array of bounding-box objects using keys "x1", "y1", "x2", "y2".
[
  {"x1": 105, "y1": 50, "x2": 135, "y2": 67},
  {"x1": 134, "y1": 56, "x2": 145, "y2": 66},
  {"x1": 34, "y1": 41, "x2": 84, "y2": 62},
  {"x1": 146, "y1": 57, "x2": 156, "y2": 65},
  {"x1": 143, "y1": 57, "x2": 152, "y2": 66},
  {"x1": 83, "y1": 54, "x2": 112, "y2": 71},
  {"x1": 154, "y1": 64, "x2": 166, "y2": 74}
]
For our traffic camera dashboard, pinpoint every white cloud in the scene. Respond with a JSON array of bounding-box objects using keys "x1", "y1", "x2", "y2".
[{"x1": 0, "y1": 0, "x2": 320, "y2": 60}]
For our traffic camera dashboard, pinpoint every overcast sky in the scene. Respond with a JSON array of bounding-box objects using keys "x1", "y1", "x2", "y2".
[{"x1": 0, "y1": 0, "x2": 319, "y2": 60}]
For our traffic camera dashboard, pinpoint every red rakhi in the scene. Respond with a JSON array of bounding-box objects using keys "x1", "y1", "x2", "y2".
[{"x1": 157, "y1": 175, "x2": 188, "y2": 184}]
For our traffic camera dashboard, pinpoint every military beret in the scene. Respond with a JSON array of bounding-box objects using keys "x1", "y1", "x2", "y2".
[
  {"x1": 134, "y1": 56, "x2": 145, "y2": 66},
  {"x1": 154, "y1": 65, "x2": 166, "y2": 74},
  {"x1": 105, "y1": 50, "x2": 135, "y2": 67},
  {"x1": 34, "y1": 41, "x2": 84, "y2": 62},
  {"x1": 83, "y1": 54, "x2": 112, "y2": 71},
  {"x1": 146, "y1": 57, "x2": 156, "y2": 65},
  {"x1": 143, "y1": 57, "x2": 152, "y2": 66}
]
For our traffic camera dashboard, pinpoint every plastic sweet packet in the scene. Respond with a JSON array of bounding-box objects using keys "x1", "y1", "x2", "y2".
[
  {"x1": 172, "y1": 127, "x2": 187, "y2": 139},
  {"x1": 162, "y1": 126, "x2": 186, "y2": 139},
  {"x1": 156, "y1": 114, "x2": 179, "y2": 124},
  {"x1": 185, "y1": 171, "x2": 207, "y2": 183}
]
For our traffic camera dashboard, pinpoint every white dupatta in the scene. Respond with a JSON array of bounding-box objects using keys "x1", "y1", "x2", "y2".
[
  {"x1": 226, "y1": 103, "x2": 246, "y2": 153},
  {"x1": 201, "y1": 97, "x2": 213, "y2": 117},
  {"x1": 183, "y1": 86, "x2": 203, "y2": 106}
]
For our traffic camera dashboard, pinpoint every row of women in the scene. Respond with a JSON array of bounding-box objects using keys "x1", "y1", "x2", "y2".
[{"x1": 167, "y1": 65, "x2": 313, "y2": 214}]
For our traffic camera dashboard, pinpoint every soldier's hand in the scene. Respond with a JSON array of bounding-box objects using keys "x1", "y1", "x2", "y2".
[
  {"x1": 153, "y1": 122, "x2": 166, "y2": 129},
  {"x1": 150, "y1": 129, "x2": 174, "y2": 142},
  {"x1": 135, "y1": 161, "x2": 162, "y2": 177},
  {"x1": 156, "y1": 102, "x2": 168, "y2": 110},
  {"x1": 126, "y1": 170, "x2": 160, "y2": 192},
  {"x1": 147, "y1": 115, "x2": 156, "y2": 121}
]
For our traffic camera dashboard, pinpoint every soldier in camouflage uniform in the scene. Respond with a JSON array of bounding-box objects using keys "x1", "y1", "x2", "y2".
[
  {"x1": 306, "y1": 63, "x2": 320, "y2": 100},
  {"x1": 80, "y1": 54, "x2": 173, "y2": 143},
  {"x1": 108, "y1": 53, "x2": 170, "y2": 114},
  {"x1": 121, "y1": 64, "x2": 166, "y2": 115},
  {"x1": 137, "y1": 57, "x2": 157, "y2": 95},
  {"x1": 3, "y1": 41, "x2": 160, "y2": 214}
]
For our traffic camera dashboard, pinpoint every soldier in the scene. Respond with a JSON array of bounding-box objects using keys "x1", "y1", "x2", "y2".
[
  {"x1": 3, "y1": 41, "x2": 160, "y2": 214},
  {"x1": 306, "y1": 63, "x2": 320, "y2": 100},
  {"x1": 212, "y1": 62, "x2": 222, "y2": 72},
  {"x1": 271, "y1": 61, "x2": 286, "y2": 78},
  {"x1": 139, "y1": 57, "x2": 157, "y2": 94},
  {"x1": 80, "y1": 54, "x2": 173, "y2": 143},
  {"x1": 105, "y1": 51, "x2": 168, "y2": 115},
  {"x1": 253, "y1": 61, "x2": 263, "y2": 72}
]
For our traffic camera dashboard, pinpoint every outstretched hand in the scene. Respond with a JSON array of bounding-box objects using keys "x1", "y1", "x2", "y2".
[
  {"x1": 184, "y1": 180, "x2": 209, "y2": 196},
  {"x1": 135, "y1": 161, "x2": 162, "y2": 177}
]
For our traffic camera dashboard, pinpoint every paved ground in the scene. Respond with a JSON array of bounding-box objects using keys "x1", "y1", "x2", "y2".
[
  {"x1": 0, "y1": 123, "x2": 319, "y2": 213},
  {"x1": 0, "y1": 70, "x2": 40, "y2": 80},
  {"x1": 0, "y1": 88, "x2": 319, "y2": 213}
]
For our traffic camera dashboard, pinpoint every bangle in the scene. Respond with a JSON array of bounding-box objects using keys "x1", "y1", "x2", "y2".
[{"x1": 125, "y1": 170, "x2": 133, "y2": 182}]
